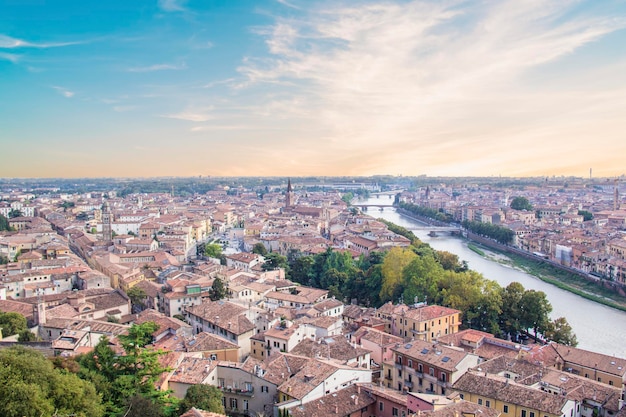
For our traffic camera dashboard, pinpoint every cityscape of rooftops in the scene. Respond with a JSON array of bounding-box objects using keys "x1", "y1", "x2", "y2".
[{"x1": 2, "y1": 1, "x2": 626, "y2": 417}]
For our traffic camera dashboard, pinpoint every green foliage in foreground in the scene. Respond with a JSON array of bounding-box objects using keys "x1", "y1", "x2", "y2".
[
  {"x1": 178, "y1": 384, "x2": 224, "y2": 415},
  {"x1": 0, "y1": 311, "x2": 28, "y2": 337},
  {"x1": 0, "y1": 346, "x2": 104, "y2": 417}
]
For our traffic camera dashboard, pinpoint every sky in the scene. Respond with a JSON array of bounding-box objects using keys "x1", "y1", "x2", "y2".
[{"x1": 1, "y1": 0, "x2": 626, "y2": 179}]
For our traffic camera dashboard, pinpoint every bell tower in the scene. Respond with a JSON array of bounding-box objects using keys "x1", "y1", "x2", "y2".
[
  {"x1": 102, "y1": 201, "x2": 113, "y2": 242},
  {"x1": 285, "y1": 178, "x2": 294, "y2": 208}
]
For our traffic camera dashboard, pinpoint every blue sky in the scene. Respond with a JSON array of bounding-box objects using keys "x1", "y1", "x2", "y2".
[{"x1": 1, "y1": 0, "x2": 626, "y2": 178}]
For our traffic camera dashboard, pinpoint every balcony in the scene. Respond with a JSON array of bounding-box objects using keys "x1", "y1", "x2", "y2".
[
  {"x1": 218, "y1": 386, "x2": 254, "y2": 397},
  {"x1": 394, "y1": 362, "x2": 403, "y2": 369},
  {"x1": 404, "y1": 380, "x2": 413, "y2": 389}
]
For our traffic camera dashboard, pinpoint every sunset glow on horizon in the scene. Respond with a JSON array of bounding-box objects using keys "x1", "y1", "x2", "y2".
[{"x1": 1, "y1": 0, "x2": 626, "y2": 179}]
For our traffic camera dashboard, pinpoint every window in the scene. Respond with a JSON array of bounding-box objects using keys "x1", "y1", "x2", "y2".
[
  {"x1": 459, "y1": 394, "x2": 464, "y2": 400},
  {"x1": 261, "y1": 385, "x2": 268, "y2": 393},
  {"x1": 429, "y1": 367, "x2": 434, "y2": 376},
  {"x1": 408, "y1": 359, "x2": 413, "y2": 368},
  {"x1": 418, "y1": 364, "x2": 423, "y2": 373},
  {"x1": 441, "y1": 373, "x2": 446, "y2": 382},
  {"x1": 230, "y1": 398, "x2": 238, "y2": 409},
  {"x1": 243, "y1": 400, "x2": 249, "y2": 410},
  {"x1": 393, "y1": 407, "x2": 399, "y2": 416},
  {"x1": 530, "y1": 413, "x2": 535, "y2": 417},
  {"x1": 504, "y1": 405, "x2": 509, "y2": 413},
  {"x1": 522, "y1": 410, "x2": 527, "y2": 417},
  {"x1": 609, "y1": 381, "x2": 614, "y2": 386},
  {"x1": 486, "y1": 400, "x2": 491, "y2": 408},
  {"x1": 379, "y1": 402, "x2": 384, "y2": 411},
  {"x1": 478, "y1": 399, "x2": 483, "y2": 405}
]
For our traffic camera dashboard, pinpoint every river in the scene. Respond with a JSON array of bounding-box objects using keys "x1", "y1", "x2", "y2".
[{"x1": 361, "y1": 198, "x2": 626, "y2": 357}]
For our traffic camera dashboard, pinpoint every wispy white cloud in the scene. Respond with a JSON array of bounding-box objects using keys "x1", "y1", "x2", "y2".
[
  {"x1": 0, "y1": 52, "x2": 19, "y2": 63},
  {"x1": 158, "y1": 0, "x2": 187, "y2": 12},
  {"x1": 128, "y1": 62, "x2": 187, "y2": 72},
  {"x1": 0, "y1": 34, "x2": 84, "y2": 49},
  {"x1": 162, "y1": 107, "x2": 215, "y2": 122},
  {"x1": 203, "y1": 78, "x2": 236, "y2": 88},
  {"x1": 234, "y1": 0, "x2": 626, "y2": 176},
  {"x1": 51, "y1": 86, "x2": 75, "y2": 98}
]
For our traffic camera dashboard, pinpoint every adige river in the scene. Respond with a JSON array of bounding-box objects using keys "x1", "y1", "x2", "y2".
[{"x1": 362, "y1": 198, "x2": 626, "y2": 357}]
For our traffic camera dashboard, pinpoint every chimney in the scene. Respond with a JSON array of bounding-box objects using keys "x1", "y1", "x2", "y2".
[{"x1": 334, "y1": 405, "x2": 339, "y2": 413}]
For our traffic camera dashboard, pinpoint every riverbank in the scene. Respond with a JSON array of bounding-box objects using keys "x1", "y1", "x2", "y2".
[
  {"x1": 467, "y1": 240, "x2": 626, "y2": 312},
  {"x1": 394, "y1": 206, "x2": 626, "y2": 312}
]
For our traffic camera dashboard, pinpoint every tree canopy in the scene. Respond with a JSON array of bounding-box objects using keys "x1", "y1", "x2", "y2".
[
  {"x1": 510, "y1": 196, "x2": 533, "y2": 211},
  {"x1": 252, "y1": 242, "x2": 268, "y2": 256},
  {"x1": 0, "y1": 213, "x2": 11, "y2": 231},
  {"x1": 204, "y1": 243, "x2": 223, "y2": 259},
  {"x1": 178, "y1": 384, "x2": 224, "y2": 415},
  {"x1": 78, "y1": 321, "x2": 174, "y2": 416},
  {"x1": 0, "y1": 346, "x2": 104, "y2": 417},
  {"x1": 210, "y1": 277, "x2": 227, "y2": 301},
  {"x1": 0, "y1": 311, "x2": 28, "y2": 337}
]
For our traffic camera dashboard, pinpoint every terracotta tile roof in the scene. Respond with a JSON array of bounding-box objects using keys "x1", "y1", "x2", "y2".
[
  {"x1": 391, "y1": 340, "x2": 471, "y2": 372},
  {"x1": 0, "y1": 299, "x2": 34, "y2": 319},
  {"x1": 353, "y1": 326, "x2": 403, "y2": 346},
  {"x1": 277, "y1": 356, "x2": 339, "y2": 400},
  {"x1": 420, "y1": 400, "x2": 501, "y2": 417},
  {"x1": 178, "y1": 408, "x2": 226, "y2": 417},
  {"x1": 402, "y1": 304, "x2": 461, "y2": 321},
  {"x1": 551, "y1": 343, "x2": 626, "y2": 377},
  {"x1": 184, "y1": 332, "x2": 239, "y2": 352},
  {"x1": 169, "y1": 356, "x2": 217, "y2": 385},
  {"x1": 291, "y1": 336, "x2": 370, "y2": 364},
  {"x1": 185, "y1": 300, "x2": 254, "y2": 335},
  {"x1": 289, "y1": 384, "x2": 375, "y2": 417},
  {"x1": 453, "y1": 371, "x2": 568, "y2": 415}
]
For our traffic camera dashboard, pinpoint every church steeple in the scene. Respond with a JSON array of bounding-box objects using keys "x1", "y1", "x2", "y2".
[{"x1": 285, "y1": 178, "x2": 294, "y2": 208}]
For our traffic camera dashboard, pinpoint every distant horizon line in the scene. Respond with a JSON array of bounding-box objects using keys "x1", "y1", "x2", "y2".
[{"x1": 1, "y1": 174, "x2": 625, "y2": 181}]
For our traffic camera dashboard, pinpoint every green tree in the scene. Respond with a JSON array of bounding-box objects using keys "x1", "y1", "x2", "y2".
[
  {"x1": 341, "y1": 192, "x2": 354, "y2": 205},
  {"x1": 204, "y1": 243, "x2": 223, "y2": 259},
  {"x1": 0, "y1": 213, "x2": 11, "y2": 231},
  {"x1": 290, "y1": 255, "x2": 315, "y2": 285},
  {"x1": 210, "y1": 277, "x2": 227, "y2": 301},
  {"x1": 178, "y1": 384, "x2": 225, "y2": 415},
  {"x1": 122, "y1": 395, "x2": 165, "y2": 417},
  {"x1": 0, "y1": 311, "x2": 28, "y2": 337},
  {"x1": 262, "y1": 252, "x2": 288, "y2": 271},
  {"x1": 499, "y1": 282, "x2": 525, "y2": 338},
  {"x1": 510, "y1": 196, "x2": 533, "y2": 211},
  {"x1": 252, "y1": 242, "x2": 268, "y2": 256},
  {"x1": 380, "y1": 247, "x2": 417, "y2": 302},
  {"x1": 126, "y1": 285, "x2": 147, "y2": 310},
  {"x1": 0, "y1": 346, "x2": 104, "y2": 417},
  {"x1": 544, "y1": 317, "x2": 578, "y2": 346},
  {"x1": 577, "y1": 210, "x2": 593, "y2": 221},
  {"x1": 8, "y1": 208, "x2": 23, "y2": 218},
  {"x1": 401, "y1": 255, "x2": 443, "y2": 305},
  {"x1": 17, "y1": 329, "x2": 36, "y2": 342},
  {"x1": 78, "y1": 322, "x2": 172, "y2": 416},
  {"x1": 519, "y1": 290, "x2": 552, "y2": 342}
]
